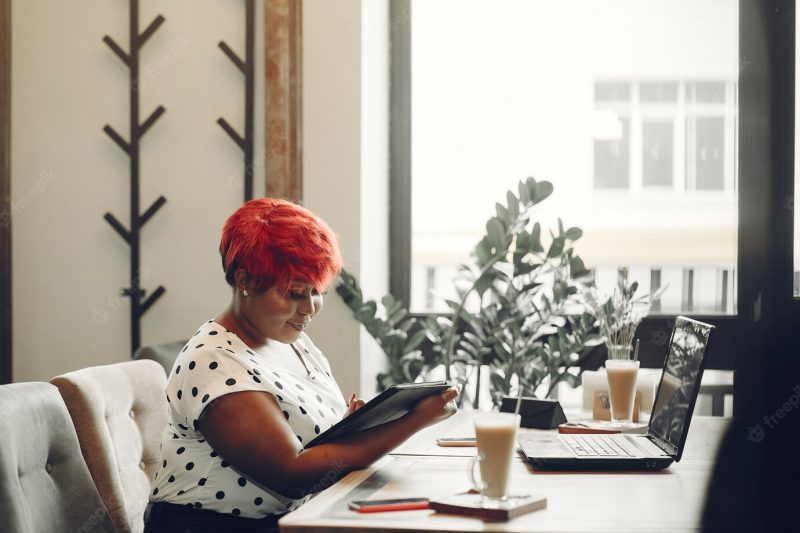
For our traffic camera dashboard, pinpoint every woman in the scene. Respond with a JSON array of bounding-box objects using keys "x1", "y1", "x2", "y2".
[{"x1": 144, "y1": 199, "x2": 460, "y2": 532}]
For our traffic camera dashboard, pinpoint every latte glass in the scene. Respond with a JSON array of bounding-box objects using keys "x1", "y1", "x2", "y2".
[
  {"x1": 606, "y1": 359, "x2": 640, "y2": 426},
  {"x1": 467, "y1": 412, "x2": 520, "y2": 503}
]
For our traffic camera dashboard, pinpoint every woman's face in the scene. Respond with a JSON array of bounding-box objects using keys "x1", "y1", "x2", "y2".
[{"x1": 245, "y1": 281, "x2": 324, "y2": 344}]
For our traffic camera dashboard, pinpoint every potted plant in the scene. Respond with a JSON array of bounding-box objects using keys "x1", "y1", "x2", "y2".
[
  {"x1": 336, "y1": 177, "x2": 601, "y2": 408},
  {"x1": 586, "y1": 268, "x2": 666, "y2": 360}
]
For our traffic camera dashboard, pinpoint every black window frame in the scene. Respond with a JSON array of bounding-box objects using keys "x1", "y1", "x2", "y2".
[
  {"x1": 389, "y1": 0, "x2": 794, "y2": 386},
  {"x1": 0, "y1": 0, "x2": 10, "y2": 385}
]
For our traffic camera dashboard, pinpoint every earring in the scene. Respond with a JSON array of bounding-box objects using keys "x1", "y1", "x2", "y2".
[{"x1": 242, "y1": 289, "x2": 249, "y2": 297}]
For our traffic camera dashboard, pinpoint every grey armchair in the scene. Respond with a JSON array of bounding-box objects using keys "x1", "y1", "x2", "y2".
[
  {"x1": 0, "y1": 382, "x2": 115, "y2": 533},
  {"x1": 51, "y1": 359, "x2": 169, "y2": 533}
]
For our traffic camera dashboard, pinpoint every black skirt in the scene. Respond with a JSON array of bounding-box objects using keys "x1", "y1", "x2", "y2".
[{"x1": 143, "y1": 502, "x2": 282, "y2": 533}]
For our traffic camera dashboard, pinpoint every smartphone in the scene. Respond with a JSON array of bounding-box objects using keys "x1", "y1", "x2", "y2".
[
  {"x1": 436, "y1": 437, "x2": 477, "y2": 447},
  {"x1": 348, "y1": 497, "x2": 430, "y2": 513}
]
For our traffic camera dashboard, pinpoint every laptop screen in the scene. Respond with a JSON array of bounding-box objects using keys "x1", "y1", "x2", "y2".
[{"x1": 648, "y1": 317, "x2": 714, "y2": 456}]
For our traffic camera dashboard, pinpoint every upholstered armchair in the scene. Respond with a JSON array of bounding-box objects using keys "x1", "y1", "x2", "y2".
[
  {"x1": 51, "y1": 360, "x2": 168, "y2": 533},
  {"x1": 0, "y1": 382, "x2": 116, "y2": 533}
]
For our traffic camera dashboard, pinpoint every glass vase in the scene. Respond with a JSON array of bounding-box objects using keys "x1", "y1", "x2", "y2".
[{"x1": 607, "y1": 343, "x2": 633, "y2": 360}]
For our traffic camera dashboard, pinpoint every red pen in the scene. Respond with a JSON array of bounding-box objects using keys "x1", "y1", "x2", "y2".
[{"x1": 348, "y1": 497, "x2": 430, "y2": 513}]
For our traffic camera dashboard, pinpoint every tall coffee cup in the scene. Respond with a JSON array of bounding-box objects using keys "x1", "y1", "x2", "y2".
[
  {"x1": 468, "y1": 412, "x2": 520, "y2": 503},
  {"x1": 606, "y1": 359, "x2": 640, "y2": 426}
]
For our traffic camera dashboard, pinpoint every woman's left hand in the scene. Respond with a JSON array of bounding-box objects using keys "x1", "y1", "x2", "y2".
[{"x1": 345, "y1": 392, "x2": 366, "y2": 416}]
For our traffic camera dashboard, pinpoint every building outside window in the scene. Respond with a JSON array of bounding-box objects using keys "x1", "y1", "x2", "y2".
[{"x1": 405, "y1": 0, "x2": 739, "y2": 318}]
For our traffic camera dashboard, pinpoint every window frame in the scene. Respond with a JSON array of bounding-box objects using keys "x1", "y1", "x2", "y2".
[
  {"x1": 0, "y1": 0, "x2": 10, "y2": 385},
  {"x1": 389, "y1": 0, "x2": 791, "y2": 375}
]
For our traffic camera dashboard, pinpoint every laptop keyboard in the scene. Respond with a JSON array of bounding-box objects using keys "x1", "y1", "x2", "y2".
[{"x1": 561, "y1": 435, "x2": 635, "y2": 457}]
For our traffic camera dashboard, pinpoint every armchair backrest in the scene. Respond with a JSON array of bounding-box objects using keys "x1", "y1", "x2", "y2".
[
  {"x1": 51, "y1": 359, "x2": 168, "y2": 533},
  {"x1": 0, "y1": 381, "x2": 115, "y2": 533}
]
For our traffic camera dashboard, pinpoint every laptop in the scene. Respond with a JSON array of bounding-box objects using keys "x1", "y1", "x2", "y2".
[{"x1": 519, "y1": 316, "x2": 714, "y2": 471}]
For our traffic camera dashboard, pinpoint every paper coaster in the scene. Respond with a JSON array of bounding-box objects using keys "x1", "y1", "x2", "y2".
[{"x1": 430, "y1": 492, "x2": 547, "y2": 521}]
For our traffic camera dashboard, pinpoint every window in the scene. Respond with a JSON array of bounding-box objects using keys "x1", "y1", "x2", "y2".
[
  {"x1": 390, "y1": 0, "x2": 778, "y2": 370},
  {"x1": 400, "y1": 0, "x2": 738, "y2": 316},
  {"x1": 593, "y1": 80, "x2": 736, "y2": 193},
  {"x1": 642, "y1": 120, "x2": 673, "y2": 187}
]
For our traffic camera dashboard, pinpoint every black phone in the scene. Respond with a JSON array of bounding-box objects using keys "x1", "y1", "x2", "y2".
[{"x1": 348, "y1": 497, "x2": 430, "y2": 513}]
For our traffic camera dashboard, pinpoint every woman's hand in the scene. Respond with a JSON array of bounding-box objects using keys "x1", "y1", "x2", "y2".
[
  {"x1": 408, "y1": 383, "x2": 462, "y2": 429},
  {"x1": 345, "y1": 392, "x2": 366, "y2": 416}
]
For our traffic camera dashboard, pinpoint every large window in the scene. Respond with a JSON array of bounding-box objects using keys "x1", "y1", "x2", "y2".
[
  {"x1": 389, "y1": 0, "x2": 783, "y2": 370},
  {"x1": 403, "y1": 0, "x2": 738, "y2": 319}
]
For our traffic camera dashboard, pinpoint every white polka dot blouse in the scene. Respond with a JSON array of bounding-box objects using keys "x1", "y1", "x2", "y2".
[{"x1": 149, "y1": 320, "x2": 348, "y2": 518}]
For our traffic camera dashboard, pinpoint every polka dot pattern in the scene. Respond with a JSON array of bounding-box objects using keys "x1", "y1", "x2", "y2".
[{"x1": 151, "y1": 319, "x2": 344, "y2": 519}]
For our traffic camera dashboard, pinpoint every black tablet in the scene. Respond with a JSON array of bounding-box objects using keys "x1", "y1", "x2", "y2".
[{"x1": 304, "y1": 381, "x2": 451, "y2": 448}]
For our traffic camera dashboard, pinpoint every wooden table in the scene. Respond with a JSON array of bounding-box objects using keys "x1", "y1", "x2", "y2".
[{"x1": 279, "y1": 411, "x2": 729, "y2": 533}]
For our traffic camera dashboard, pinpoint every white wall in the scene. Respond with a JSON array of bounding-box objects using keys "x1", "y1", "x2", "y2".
[
  {"x1": 303, "y1": 0, "x2": 390, "y2": 398},
  {"x1": 12, "y1": 0, "x2": 267, "y2": 381},
  {"x1": 12, "y1": 0, "x2": 389, "y2": 396}
]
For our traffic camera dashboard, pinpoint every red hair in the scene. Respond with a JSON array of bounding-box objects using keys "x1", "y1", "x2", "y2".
[{"x1": 220, "y1": 198, "x2": 343, "y2": 292}]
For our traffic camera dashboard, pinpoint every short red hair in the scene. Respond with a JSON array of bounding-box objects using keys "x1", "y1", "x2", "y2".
[{"x1": 220, "y1": 198, "x2": 343, "y2": 292}]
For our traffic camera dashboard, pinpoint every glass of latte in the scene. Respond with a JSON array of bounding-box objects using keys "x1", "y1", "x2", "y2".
[{"x1": 606, "y1": 359, "x2": 640, "y2": 426}]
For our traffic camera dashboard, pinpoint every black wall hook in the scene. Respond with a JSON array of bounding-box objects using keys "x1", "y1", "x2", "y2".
[
  {"x1": 102, "y1": 0, "x2": 167, "y2": 355},
  {"x1": 218, "y1": 0, "x2": 255, "y2": 202}
]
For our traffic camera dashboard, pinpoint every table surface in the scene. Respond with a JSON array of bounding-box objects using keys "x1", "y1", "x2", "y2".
[{"x1": 278, "y1": 410, "x2": 730, "y2": 533}]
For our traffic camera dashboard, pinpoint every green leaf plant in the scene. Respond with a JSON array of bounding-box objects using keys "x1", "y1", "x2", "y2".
[
  {"x1": 335, "y1": 269, "x2": 434, "y2": 391},
  {"x1": 336, "y1": 177, "x2": 602, "y2": 408},
  {"x1": 586, "y1": 267, "x2": 667, "y2": 358}
]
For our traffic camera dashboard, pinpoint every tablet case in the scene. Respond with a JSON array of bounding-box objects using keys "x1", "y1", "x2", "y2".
[
  {"x1": 304, "y1": 382, "x2": 450, "y2": 447},
  {"x1": 499, "y1": 396, "x2": 567, "y2": 429}
]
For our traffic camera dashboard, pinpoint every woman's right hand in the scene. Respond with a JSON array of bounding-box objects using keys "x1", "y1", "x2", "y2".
[{"x1": 408, "y1": 384, "x2": 462, "y2": 428}]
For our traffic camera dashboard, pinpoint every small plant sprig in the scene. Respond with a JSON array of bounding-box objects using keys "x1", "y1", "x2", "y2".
[{"x1": 587, "y1": 268, "x2": 666, "y2": 358}]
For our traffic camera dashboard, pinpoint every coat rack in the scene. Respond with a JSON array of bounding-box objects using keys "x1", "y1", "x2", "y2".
[
  {"x1": 218, "y1": 0, "x2": 256, "y2": 202},
  {"x1": 102, "y1": 0, "x2": 167, "y2": 355}
]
